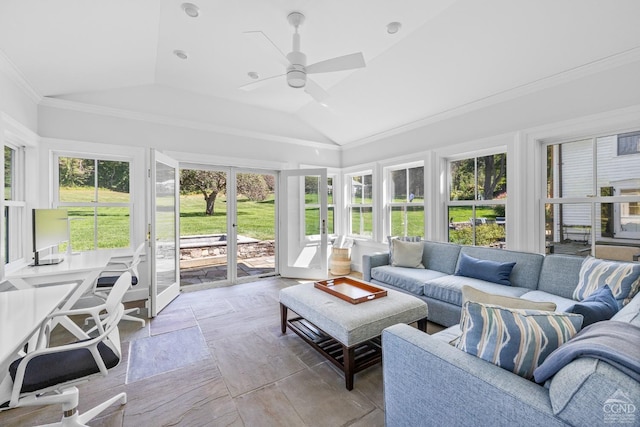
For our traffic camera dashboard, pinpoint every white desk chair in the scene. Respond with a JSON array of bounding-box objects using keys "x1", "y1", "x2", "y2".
[
  {"x1": 86, "y1": 243, "x2": 146, "y2": 330},
  {"x1": 0, "y1": 273, "x2": 131, "y2": 426}
]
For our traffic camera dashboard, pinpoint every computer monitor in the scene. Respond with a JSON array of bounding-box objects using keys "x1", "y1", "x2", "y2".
[{"x1": 31, "y1": 208, "x2": 69, "y2": 266}]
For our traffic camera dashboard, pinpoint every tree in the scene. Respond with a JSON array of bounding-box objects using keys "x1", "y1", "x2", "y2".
[
  {"x1": 180, "y1": 170, "x2": 226, "y2": 215},
  {"x1": 237, "y1": 173, "x2": 269, "y2": 201}
]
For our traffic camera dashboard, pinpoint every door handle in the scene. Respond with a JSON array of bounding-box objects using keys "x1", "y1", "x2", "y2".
[{"x1": 321, "y1": 219, "x2": 326, "y2": 235}]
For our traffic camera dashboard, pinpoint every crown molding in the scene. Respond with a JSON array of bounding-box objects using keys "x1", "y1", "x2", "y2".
[
  {"x1": 0, "y1": 49, "x2": 42, "y2": 104},
  {"x1": 344, "y1": 46, "x2": 640, "y2": 150},
  {"x1": 38, "y1": 97, "x2": 341, "y2": 151},
  {"x1": 1, "y1": 112, "x2": 39, "y2": 147}
]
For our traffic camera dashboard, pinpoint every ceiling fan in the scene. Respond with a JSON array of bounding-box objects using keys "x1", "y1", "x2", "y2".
[{"x1": 240, "y1": 11, "x2": 366, "y2": 103}]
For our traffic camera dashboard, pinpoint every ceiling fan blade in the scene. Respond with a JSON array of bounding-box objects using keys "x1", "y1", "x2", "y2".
[
  {"x1": 243, "y1": 31, "x2": 290, "y2": 67},
  {"x1": 304, "y1": 78, "x2": 329, "y2": 103},
  {"x1": 239, "y1": 74, "x2": 284, "y2": 91},
  {"x1": 306, "y1": 52, "x2": 365, "y2": 74}
]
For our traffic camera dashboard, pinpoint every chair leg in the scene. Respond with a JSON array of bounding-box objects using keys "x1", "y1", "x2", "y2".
[{"x1": 75, "y1": 392, "x2": 127, "y2": 425}]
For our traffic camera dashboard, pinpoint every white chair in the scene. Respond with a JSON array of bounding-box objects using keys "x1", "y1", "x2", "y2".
[
  {"x1": 88, "y1": 243, "x2": 146, "y2": 329},
  {"x1": 0, "y1": 273, "x2": 131, "y2": 426}
]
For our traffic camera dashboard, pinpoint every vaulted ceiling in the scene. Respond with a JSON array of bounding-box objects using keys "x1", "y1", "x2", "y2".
[{"x1": 1, "y1": 0, "x2": 639, "y2": 146}]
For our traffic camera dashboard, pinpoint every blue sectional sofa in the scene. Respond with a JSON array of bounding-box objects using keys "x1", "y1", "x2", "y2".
[
  {"x1": 363, "y1": 241, "x2": 586, "y2": 327},
  {"x1": 363, "y1": 240, "x2": 640, "y2": 426}
]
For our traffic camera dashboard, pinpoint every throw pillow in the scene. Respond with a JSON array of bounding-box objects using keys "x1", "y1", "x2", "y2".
[
  {"x1": 461, "y1": 286, "x2": 557, "y2": 311},
  {"x1": 567, "y1": 285, "x2": 619, "y2": 327},
  {"x1": 455, "y1": 252, "x2": 516, "y2": 286},
  {"x1": 387, "y1": 235, "x2": 421, "y2": 257},
  {"x1": 572, "y1": 256, "x2": 640, "y2": 308},
  {"x1": 390, "y1": 239, "x2": 425, "y2": 269},
  {"x1": 456, "y1": 301, "x2": 583, "y2": 380}
]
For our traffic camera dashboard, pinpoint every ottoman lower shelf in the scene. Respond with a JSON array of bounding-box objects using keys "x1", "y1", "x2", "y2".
[{"x1": 281, "y1": 307, "x2": 383, "y2": 390}]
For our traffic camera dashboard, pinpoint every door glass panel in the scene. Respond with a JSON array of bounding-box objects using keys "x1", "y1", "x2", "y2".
[
  {"x1": 155, "y1": 161, "x2": 177, "y2": 296},
  {"x1": 236, "y1": 172, "x2": 276, "y2": 278}
]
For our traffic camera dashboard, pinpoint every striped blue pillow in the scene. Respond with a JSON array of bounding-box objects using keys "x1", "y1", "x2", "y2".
[
  {"x1": 573, "y1": 257, "x2": 640, "y2": 309},
  {"x1": 456, "y1": 302, "x2": 583, "y2": 380}
]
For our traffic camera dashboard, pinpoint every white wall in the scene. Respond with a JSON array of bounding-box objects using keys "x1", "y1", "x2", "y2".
[{"x1": 0, "y1": 54, "x2": 39, "y2": 132}]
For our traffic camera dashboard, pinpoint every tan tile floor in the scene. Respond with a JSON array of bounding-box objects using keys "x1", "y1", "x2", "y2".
[{"x1": 0, "y1": 277, "x2": 441, "y2": 426}]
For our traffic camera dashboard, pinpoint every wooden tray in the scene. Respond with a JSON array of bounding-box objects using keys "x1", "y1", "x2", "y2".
[{"x1": 314, "y1": 277, "x2": 387, "y2": 304}]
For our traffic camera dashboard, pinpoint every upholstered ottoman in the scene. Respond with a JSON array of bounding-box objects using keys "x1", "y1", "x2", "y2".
[{"x1": 279, "y1": 282, "x2": 428, "y2": 390}]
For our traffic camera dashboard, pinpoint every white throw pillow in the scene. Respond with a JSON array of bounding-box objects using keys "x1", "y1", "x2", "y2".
[{"x1": 391, "y1": 239, "x2": 424, "y2": 269}]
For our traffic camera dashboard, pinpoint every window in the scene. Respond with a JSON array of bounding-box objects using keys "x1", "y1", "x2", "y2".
[
  {"x1": 55, "y1": 155, "x2": 132, "y2": 251},
  {"x1": 3, "y1": 145, "x2": 25, "y2": 265},
  {"x1": 448, "y1": 153, "x2": 507, "y2": 247},
  {"x1": 347, "y1": 172, "x2": 373, "y2": 237},
  {"x1": 545, "y1": 131, "x2": 640, "y2": 253},
  {"x1": 303, "y1": 175, "x2": 334, "y2": 237},
  {"x1": 617, "y1": 131, "x2": 640, "y2": 156},
  {"x1": 387, "y1": 164, "x2": 424, "y2": 237}
]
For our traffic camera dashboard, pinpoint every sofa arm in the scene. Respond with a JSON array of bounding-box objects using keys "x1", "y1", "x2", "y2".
[
  {"x1": 362, "y1": 252, "x2": 389, "y2": 282},
  {"x1": 382, "y1": 324, "x2": 567, "y2": 427}
]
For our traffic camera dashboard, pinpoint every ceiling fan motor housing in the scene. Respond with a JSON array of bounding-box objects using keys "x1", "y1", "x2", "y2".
[{"x1": 286, "y1": 51, "x2": 307, "y2": 88}]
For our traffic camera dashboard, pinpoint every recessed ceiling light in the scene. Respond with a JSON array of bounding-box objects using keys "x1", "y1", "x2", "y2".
[
  {"x1": 181, "y1": 3, "x2": 200, "y2": 18},
  {"x1": 173, "y1": 49, "x2": 189, "y2": 60},
  {"x1": 247, "y1": 71, "x2": 260, "y2": 80},
  {"x1": 386, "y1": 22, "x2": 402, "y2": 34}
]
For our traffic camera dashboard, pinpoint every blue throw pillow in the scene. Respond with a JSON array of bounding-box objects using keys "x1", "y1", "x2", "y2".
[
  {"x1": 455, "y1": 252, "x2": 516, "y2": 286},
  {"x1": 568, "y1": 285, "x2": 619, "y2": 327}
]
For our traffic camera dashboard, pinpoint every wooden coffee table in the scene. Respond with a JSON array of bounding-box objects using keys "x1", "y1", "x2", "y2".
[{"x1": 279, "y1": 281, "x2": 428, "y2": 390}]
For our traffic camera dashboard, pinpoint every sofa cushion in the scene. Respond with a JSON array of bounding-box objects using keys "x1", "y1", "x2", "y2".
[
  {"x1": 459, "y1": 246, "x2": 544, "y2": 290},
  {"x1": 456, "y1": 301, "x2": 583, "y2": 380},
  {"x1": 455, "y1": 253, "x2": 516, "y2": 286},
  {"x1": 573, "y1": 256, "x2": 640, "y2": 308},
  {"x1": 370, "y1": 265, "x2": 446, "y2": 296},
  {"x1": 567, "y1": 285, "x2": 619, "y2": 327},
  {"x1": 537, "y1": 254, "x2": 584, "y2": 299},
  {"x1": 421, "y1": 241, "x2": 461, "y2": 274},
  {"x1": 390, "y1": 239, "x2": 424, "y2": 268},
  {"x1": 423, "y1": 275, "x2": 529, "y2": 307},
  {"x1": 519, "y1": 291, "x2": 576, "y2": 313}
]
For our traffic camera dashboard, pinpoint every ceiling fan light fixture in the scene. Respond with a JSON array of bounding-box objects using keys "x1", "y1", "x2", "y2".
[
  {"x1": 386, "y1": 21, "x2": 402, "y2": 34},
  {"x1": 181, "y1": 3, "x2": 200, "y2": 18},
  {"x1": 173, "y1": 49, "x2": 189, "y2": 60},
  {"x1": 287, "y1": 68, "x2": 306, "y2": 88}
]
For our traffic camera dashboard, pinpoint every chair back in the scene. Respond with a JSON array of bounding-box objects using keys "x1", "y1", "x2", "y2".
[
  {"x1": 129, "y1": 242, "x2": 146, "y2": 278},
  {"x1": 105, "y1": 272, "x2": 132, "y2": 317}
]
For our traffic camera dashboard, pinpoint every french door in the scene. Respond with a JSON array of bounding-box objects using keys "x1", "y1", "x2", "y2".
[
  {"x1": 149, "y1": 150, "x2": 180, "y2": 317},
  {"x1": 279, "y1": 169, "x2": 328, "y2": 279}
]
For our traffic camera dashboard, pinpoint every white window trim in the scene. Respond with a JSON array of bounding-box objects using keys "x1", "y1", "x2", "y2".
[
  {"x1": 384, "y1": 161, "x2": 425, "y2": 240},
  {"x1": 344, "y1": 169, "x2": 374, "y2": 240}
]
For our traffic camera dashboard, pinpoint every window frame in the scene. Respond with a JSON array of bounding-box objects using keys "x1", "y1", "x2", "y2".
[
  {"x1": 384, "y1": 161, "x2": 425, "y2": 240},
  {"x1": 3, "y1": 143, "x2": 26, "y2": 269},
  {"x1": 53, "y1": 152, "x2": 134, "y2": 252},
  {"x1": 345, "y1": 170, "x2": 374, "y2": 239},
  {"x1": 446, "y1": 151, "x2": 507, "y2": 247}
]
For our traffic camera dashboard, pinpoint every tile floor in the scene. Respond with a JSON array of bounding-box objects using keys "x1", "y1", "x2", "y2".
[{"x1": 0, "y1": 277, "x2": 442, "y2": 427}]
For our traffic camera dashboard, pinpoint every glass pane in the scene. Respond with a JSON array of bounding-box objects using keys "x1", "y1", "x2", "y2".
[
  {"x1": 596, "y1": 133, "x2": 640, "y2": 198},
  {"x1": 350, "y1": 206, "x2": 373, "y2": 237},
  {"x1": 390, "y1": 169, "x2": 407, "y2": 202},
  {"x1": 305, "y1": 176, "x2": 319, "y2": 204},
  {"x1": 97, "y1": 160, "x2": 130, "y2": 203},
  {"x1": 236, "y1": 173, "x2": 276, "y2": 278},
  {"x1": 450, "y1": 159, "x2": 475, "y2": 201},
  {"x1": 5, "y1": 146, "x2": 14, "y2": 201},
  {"x1": 327, "y1": 206, "x2": 334, "y2": 235},
  {"x1": 351, "y1": 176, "x2": 362, "y2": 203},
  {"x1": 545, "y1": 202, "x2": 591, "y2": 257},
  {"x1": 363, "y1": 174, "x2": 373, "y2": 202},
  {"x1": 68, "y1": 207, "x2": 95, "y2": 251},
  {"x1": 97, "y1": 207, "x2": 130, "y2": 249},
  {"x1": 58, "y1": 157, "x2": 95, "y2": 202},
  {"x1": 448, "y1": 206, "x2": 473, "y2": 245},
  {"x1": 305, "y1": 207, "x2": 320, "y2": 236},
  {"x1": 548, "y1": 139, "x2": 593, "y2": 198},
  {"x1": 391, "y1": 205, "x2": 424, "y2": 237},
  {"x1": 155, "y1": 161, "x2": 176, "y2": 294},
  {"x1": 477, "y1": 154, "x2": 507, "y2": 201},
  {"x1": 408, "y1": 166, "x2": 424, "y2": 203},
  {"x1": 598, "y1": 200, "x2": 640, "y2": 240},
  {"x1": 327, "y1": 177, "x2": 334, "y2": 205}
]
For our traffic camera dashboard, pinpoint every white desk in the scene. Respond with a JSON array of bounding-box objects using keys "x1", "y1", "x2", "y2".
[
  {"x1": 5, "y1": 252, "x2": 112, "y2": 339},
  {"x1": 0, "y1": 284, "x2": 76, "y2": 376}
]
